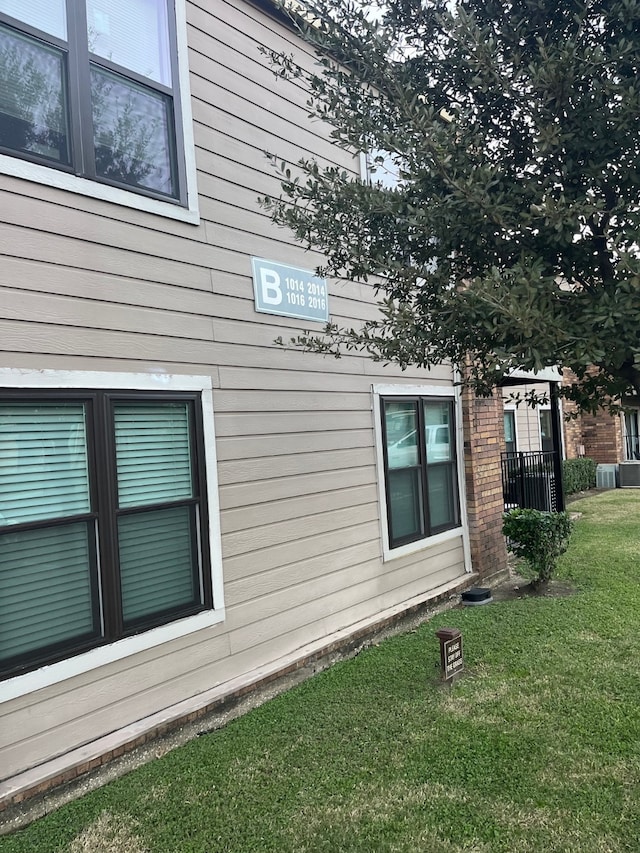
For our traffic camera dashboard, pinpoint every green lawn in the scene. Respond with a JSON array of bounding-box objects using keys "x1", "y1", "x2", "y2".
[{"x1": 3, "y1": 491, "x2": 640, "y2": 853}]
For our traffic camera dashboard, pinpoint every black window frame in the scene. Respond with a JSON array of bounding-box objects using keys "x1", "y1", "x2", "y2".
[
  {"x1": 380, "y1": 395, "x2": 460, "y2": 550},
  {"x1": 0, "y1": 0, "x2": 187, "y2": 205},
  {"x1": 0, "y1": 388, "x2": 212, "y2": 681}
]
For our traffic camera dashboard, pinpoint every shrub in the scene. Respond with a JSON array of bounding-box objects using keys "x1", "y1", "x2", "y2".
[
  {"x1": 563, "y1": 457, "x2": 597, "y2": 495},
  {"x1": 502, "y1": 508, "x2": 573, "y2": 585}
]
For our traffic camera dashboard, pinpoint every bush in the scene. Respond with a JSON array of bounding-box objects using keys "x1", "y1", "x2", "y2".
[
  {"x1": 502, "y1": 508, "x2": 573, "y2": 585},
  {"x1": 563, "y1": 457, "x2": 597, "y2": 495}
]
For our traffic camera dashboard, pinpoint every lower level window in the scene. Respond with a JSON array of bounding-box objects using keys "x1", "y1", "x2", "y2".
[
  {"x1": 0, "y1": 391, "x2": 212, "y2": 679},
  {"x1": 381, "y1": 396, "x2": 459, "y2": 549}
]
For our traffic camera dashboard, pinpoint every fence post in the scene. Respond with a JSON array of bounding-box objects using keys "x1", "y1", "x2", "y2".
[{"x1": 549, "y1": 382, "x2": 565, "y2": 511}]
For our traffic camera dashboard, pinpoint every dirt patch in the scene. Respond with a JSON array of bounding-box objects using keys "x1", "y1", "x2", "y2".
[
  {"x1": 68, "y1": 811, "x2": 148, "y2": 853},
  {"x1": 566, "y1": 488, "x2": 603, "y2": 504},
  {"x1": 490, "y1": 565, "x2": 578, "y2": 603}
]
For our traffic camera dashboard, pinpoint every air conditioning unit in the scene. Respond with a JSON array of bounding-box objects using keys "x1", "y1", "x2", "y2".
[
  {"x1": 596, "y1": 464, "x2": 619, "y2": 490},
  {"x1": 618, "y1": 462, "x2": 640, "y2": 488}
]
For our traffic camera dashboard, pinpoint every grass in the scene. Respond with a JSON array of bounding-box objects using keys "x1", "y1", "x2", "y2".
[{"x1": 2, "y1": 491, "x2": 640, "y2": 853}]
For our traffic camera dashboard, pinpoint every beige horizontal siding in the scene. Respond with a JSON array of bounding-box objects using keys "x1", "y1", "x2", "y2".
[
  {"x1": 0, "y1": 0, "x2": 467, "y2": 785},
  {"x1": 223, "y1": 520, "x2": 381, "y2": 582},
  {"x1": 0, "y1": 287, "x2": 214, "y2": 340},
  {"x1": 216, "y1": 429, "x2": 373, "y2": 463},
  {"x1": 0, "y1": 173, "x2": 210, "y2": 239},
  {"x1": 0, "y1": 221, "x2": 212, "y2": 288},
  {"x1": 217, "y1": 446, "x2": 376, "y2": 486},
  {"x1": 226, "y1": 539, "x2": 382, "y2": 603},
  {"x1": 222, "y1": 501, "x2": 380, "y2": 558},
  {"x1": 218, "y1": 465, "x2": 376, "y2": 510},
  {"x1": 221, "y1": 482, "x2": 377, "y2": 533},
  {"x1": 0, "y1": 189, "x2": 215, "y2": 268},
  {"x1": 214, "y1": 409, "x2": 375, "y2": 436},
  {"x1": 503, "y1": 384, "x2": 546, "y2": 452}
]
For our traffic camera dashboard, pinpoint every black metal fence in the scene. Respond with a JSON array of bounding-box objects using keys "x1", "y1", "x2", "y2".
[{"x1": 501, "y1": 451, "x2": 560, "y2": 512}]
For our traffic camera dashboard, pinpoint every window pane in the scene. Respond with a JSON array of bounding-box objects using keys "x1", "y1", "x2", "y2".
[
  {"x1": 0, "y1": 521, "x2": 98, "y2": 665},
  {"x1": 114, "y1": 401, "x2": 192, "y2": 508},
  {"x1": 91, "y1": 65, "x2": 176, "y2": 196},
  {"x1": 0, "y1": 0, "x2": 66, "y2": 40},
  {"x1": 539, "y1": 410, "x2": 554, "y2": 452},
  {"x1": 0, "y1": 24, "x2": 69, "y2": 164},
  {"x1": 504, "y1": 412, "x2": 514, "y2": 443},
  {"x1": 424, "y1": 400, "x2": 453, "y2": 462},
  {"x1": 427, "y1": 464, "x2": 456, "y2": 529},
  {"x1": 504, "y1": 411, "x2": 516, "y2": 455},
  {"x1": 119, "y1": 505, "x2": 198, "y2": 624},
  {"x1": 86, "y1": 0, "x2": 171, "y2": 85},
  {"x1": 388, "y1": 468, "x2": 423, "y2": 543},
  {"x1": 367, "y1": 149, "x2": 404, "y2": 189},
  {"x1": 385, "y1": 400, "x2": 419, "y2": 469},
  {"x1": 0, "y1": 403, "x2": 90, "y2": 526},
  {"x1": 625, "y1": 411, "x2": 640, "y2": 460}
]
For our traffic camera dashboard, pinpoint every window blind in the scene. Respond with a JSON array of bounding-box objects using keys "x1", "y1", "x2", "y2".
[
  {"x1": 119, "y1": 505, "x2": 197, "y2": 623},
  {"x1": 86, "y1": 0, "x2": 170, "y2": 85},
  {"x1": 0, "y1": 522, "x2": 97, "y2": 664},
  {"x1": 0, "y1": 0, "x2": 66, "y2": 39},
  {"x1": 0, "y1": 403, "x2": 90, "y2": 526},
  {"x1": 114, "y1": 402, "x2": 193, "y2": 507}
]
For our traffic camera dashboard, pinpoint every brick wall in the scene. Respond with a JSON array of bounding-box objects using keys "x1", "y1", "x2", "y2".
[
  {"x1": 561, "y1": 369, "x2": 624, "y2": 463},
  {"x1": 461, "y1": 388, "x2": 508, "y2": 579},
  {"x1": 562, "y1": 392, "x2": 583, "y2": 460}
]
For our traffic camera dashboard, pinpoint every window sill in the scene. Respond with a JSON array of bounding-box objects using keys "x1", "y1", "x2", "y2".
[
  {"x1": 0, "y1": 154, "x2": 200, "y2": 225},
  {"x1": 382, "y1": 525, "x2": 465, "y2": 563},
  {"x1": 0, "y1": 607, "x2": 225, "y2": 703}
]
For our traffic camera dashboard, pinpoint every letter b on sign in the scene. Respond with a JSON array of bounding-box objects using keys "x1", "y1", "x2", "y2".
[{"x1": 259, "y1": 268, "x2": 282, "y2": 306}]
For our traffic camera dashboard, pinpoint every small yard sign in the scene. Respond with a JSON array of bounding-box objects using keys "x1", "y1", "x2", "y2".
[
  {"x1": 252, "y1": 257, "x2": 329, "y2": 324},
  {"x1": 435, "y1": 627, "x2": 464, "y2": 681}
]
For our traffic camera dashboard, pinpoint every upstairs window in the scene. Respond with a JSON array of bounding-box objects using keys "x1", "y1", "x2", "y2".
[
  {"x1": 381, "y1": 396, "x2": 460, "y2": 550},
  {"x1": 0, "y1": 0, "x2": 186, "y2": 202},
  {"x1": 363, "y1": 148, "x2": 404, "y2": 190}
]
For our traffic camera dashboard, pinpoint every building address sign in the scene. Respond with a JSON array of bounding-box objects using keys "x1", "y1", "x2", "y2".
[{"x1": 251, "y1": 257, "x2": 330, "y2": 324}]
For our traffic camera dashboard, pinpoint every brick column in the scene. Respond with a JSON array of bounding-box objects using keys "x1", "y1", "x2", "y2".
[
  {"x1": 562, "y1": 368, "x2": 624, "y2": 463},
  {"x1": 461, "y1": 387, "x2": 508, "y2": 579}
]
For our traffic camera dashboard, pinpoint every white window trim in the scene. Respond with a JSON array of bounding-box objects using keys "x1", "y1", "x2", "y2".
[
  {"x1": 0, "y1": 0, "x2": 200, "y2": 225},
  {"x1": 358, "y1": 151, "x2": 368, "y2": 181},
  {"x1": 503, "y1": 403, "x2": 518, "y2": 454},
  {"x1": 538, "y1": 403, "x2": 565, "y2": 456},
  {"x1": 372, "y1": 383, "x2": 471, "y2": 569},
  {"x1": 0, "y1": 368, "x2": 223, "y2": 703},
  {"x1": 538, "y1": 405, "x2": 549, "y2": 451}
]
